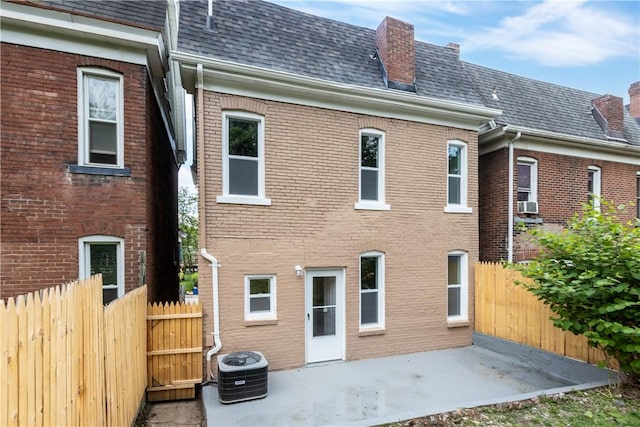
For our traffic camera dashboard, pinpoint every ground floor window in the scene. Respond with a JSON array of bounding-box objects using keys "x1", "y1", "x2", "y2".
[
  {"x1": 79, "y1": 236, "x2": 124, "y2": 304},
  {"x1": 245, "y1": 275, "x2": 277, "y2": 320},
  {"x1": 447, "y1": 251, "x2": 468, "y2": 321},
  {"x1": 360, "y1": 251, "x2": 385, "y2": 329}
]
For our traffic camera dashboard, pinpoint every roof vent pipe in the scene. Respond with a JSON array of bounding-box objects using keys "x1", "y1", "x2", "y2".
[{"x1": 205, "y1": 0, "x2": 216, "y2": 32}]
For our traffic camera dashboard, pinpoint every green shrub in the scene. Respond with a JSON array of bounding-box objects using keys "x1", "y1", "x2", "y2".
[{"x1": 513, "y1": 200, "x2": 640, "y2": 382}]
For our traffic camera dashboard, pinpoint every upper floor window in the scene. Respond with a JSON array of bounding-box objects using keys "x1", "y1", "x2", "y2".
[
  {"x1": 355, "y1": 129, "x2": 389, "y2": 210},
  {"x1": 360, "y1": 252, "x2": 385, "y2": 329},
  {"x1": 77, "y1": 68, "x2": 124, "y2": 168},
  {"x1": 445, "y1": 140, "x2": 471, "y2": 213},
  {"x1": 447, "y1": 251, "x2": 468, "y2": 321},
  {"x1": 517, "y1": 157, "x2": 538, "y2": 203},
  {"x1": 79, "y1": 236, "x2": 124, "y2": 305},
  {"x1": 244, "y1": 275, "x2": 276, "y2": 321},
  {"x1": 587, "y1": 166, "x2": 601, "y2": 211},
  {"x1": 217, "y1": 112, "x2": 270, "y2": 206}
]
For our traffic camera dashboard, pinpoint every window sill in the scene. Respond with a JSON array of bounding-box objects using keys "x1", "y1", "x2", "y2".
[
  {"x1": 244, "y1": 319, "x2": 278, "y2": 327},
  {"x1": 447, "y1": 320, "x2": 470, "y2": 328},
  {"x1": 355, "y1": 202, "x2": 391, "y2": 211},
  {"x1": 358, "y1": 327, "x2": 386, "y2": 337},
  {"x1": 68, "y1": 164, "x2": 131, "y2": 176},
  {"x1": 444, "y1": 206, "x2": 472, "y2": 214},
  {"x1": 217, "y1": 195, "x2": 272, "y2": 206}
]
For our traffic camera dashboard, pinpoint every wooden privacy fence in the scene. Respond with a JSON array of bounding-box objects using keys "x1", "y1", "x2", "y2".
[
  {"x1": 475, "y1": 262, "x2": 607, "y2": 365},
  {"x1": 147, "y1": 301, "x2": 203, "y2": 402},
  {"x1": 0, "y1": 276, "x2": 147, "y2": 427}
]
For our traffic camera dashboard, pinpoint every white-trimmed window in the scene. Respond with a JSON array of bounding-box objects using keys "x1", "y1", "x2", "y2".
[
  {"x1": 447, "y1": 251, "x2": 468, "y2": 321},
  {"x1": 77, "y1": 68, "x2": 124, "y2": 168},
  {"x1": 79, "y1": 236, "x2": 124, "y2": 305},
  {"x1": 445, "y1": 140, "x2": 471, "y2": 213},
  {"x1": 217, "y1": 111, "x2": 270, "y2": 206},
  {"x1": 244, "y1": 275, "x2": 276, "y2": 321},
  {"x1": 517, "y1": 157, "x2": 538, "y2": 202},
  {"x1": 587, "y1": 166, "x2": 601, "y2": 211},
  {"x1": 359, "y1": 251, "x2": 385, "y2": 329},
  {"x1": 355, "y1": 129, "x2": 389, "y2": 210}
]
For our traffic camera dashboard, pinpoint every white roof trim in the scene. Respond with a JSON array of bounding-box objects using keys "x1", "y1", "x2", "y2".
[
  {"x1": 480, "y1": 126, "x2": 640, "y2": 165},
  {"x1": 1, "y1": 1, "x2": 166, "y2": 73},
  {"x1": 172, "y1": 51, "x2": 501, "y2": 131}
]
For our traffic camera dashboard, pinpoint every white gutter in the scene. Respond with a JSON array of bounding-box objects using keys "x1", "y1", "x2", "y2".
[
  {"x1": 201, "y1": 248, "x2": 222, "y2": 381},
  {"x1": 171, "y1": 51, "x2": 502, "y2": 130},
  {"x1": 507, "y1": 131, "x2": 522, "y2": 263}
]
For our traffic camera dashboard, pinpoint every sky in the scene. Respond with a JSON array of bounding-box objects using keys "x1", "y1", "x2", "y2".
[{"x1": 179, "y1": 0, "x2": 640, "y2": 189}]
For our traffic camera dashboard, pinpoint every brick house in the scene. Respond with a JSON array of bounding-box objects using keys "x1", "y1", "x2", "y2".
[
  {"x1": 462, "y1": 63, "x2": 640, "y2": 262},
  {"x1": 1, "y1": 0, "x2": 185, "y2": 302},
  {"x1": 174, "y1": 0, "x2": 500, "y2": 370}
]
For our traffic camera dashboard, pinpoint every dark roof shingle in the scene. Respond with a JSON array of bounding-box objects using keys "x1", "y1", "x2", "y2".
[{"x1": 177, "y1": 0, "x2": 485, "y2": 106}]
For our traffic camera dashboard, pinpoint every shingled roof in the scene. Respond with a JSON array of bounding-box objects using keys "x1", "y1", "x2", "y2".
[
  {"x1": 177, "y1": 0, "x2": 485, "y2": 106},
  {"x1": 176, "y1": 0, "x2": 639, "y2": 146},
  {"x1": 32, "y1": 0, "x2": 167, "y2": 31},
  {"x1": 463, "y1": 62, "x2": 640, "y2": 145}
]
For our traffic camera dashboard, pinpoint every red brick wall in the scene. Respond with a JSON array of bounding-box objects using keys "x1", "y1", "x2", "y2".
[
  {"x1": 0, "y1": 43, "x2": 177, "y2": 301},
  {"x1": 479, "y1": 145, "x2": 638, "y2": 262},
  {"x1": 479, "y1": 148, "x2": 509, "y2": 261}
]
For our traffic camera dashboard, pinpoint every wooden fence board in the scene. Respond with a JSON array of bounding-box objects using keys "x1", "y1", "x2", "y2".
[
  {"x1": 146, "y1": 301, "x2": 203, "y2": 402},
  {"x1": 475, "y1": 262, "x2": 609, "y2": 366},
  {"x1": 1, "y1": 277, "x2": 146, "y2": 426}
]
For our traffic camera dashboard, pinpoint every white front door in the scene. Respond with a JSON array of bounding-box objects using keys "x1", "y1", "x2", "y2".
[{"x1": 305, "y1": 269, "x2": 345, "y2": 364}]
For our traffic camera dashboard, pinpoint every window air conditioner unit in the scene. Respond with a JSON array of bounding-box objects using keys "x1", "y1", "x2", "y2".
[
  {"x1": 518, "y1": 201, "x2": 538, "y2": 214},
  {"x1": 217, "y1": 351, "x2": 268, "y2": 404}
]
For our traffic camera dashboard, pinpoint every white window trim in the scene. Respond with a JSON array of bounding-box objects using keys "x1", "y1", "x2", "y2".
[
  {"x1": 445, "y1": 140, "x2": 472, "y2": 213},
  {"x1": 588, "y1": 165, "x2": 601, "y2": 212},
  {"x1": 218, "y1": 111, "x2": 271, "y2": 206},
  {"x1": 78, "y1": 235, "x2": 125, "y2": 300},
  {"x1": 517, "y1": 157, "x2": 538, "y2": 203},
  {"x1": 447, "y1": 251, "x2": 468, "y2": 322},
  {"x1": 77, "y1": 67, "x2": 124, "y2": 169},
  {"x1": 244, "y1": 275, "x2": 277, "y2": 321},
  {"x1": 355, "y1": 129, "x2": 390, "y2": 211},
  {"x1": 359, "y1": 251, "x2": 385, "y2": 330}
]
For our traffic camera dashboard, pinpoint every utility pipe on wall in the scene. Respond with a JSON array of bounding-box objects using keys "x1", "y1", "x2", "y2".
[
  {"x1": 201, "y1": 248, "x2": 222, "y2": 381},
  {"x1": 195, "y1": 63, "x2": 222, "y2": 382},
  {"x1": 507, "y1": 131, "x2": 522, "y2": 263}
]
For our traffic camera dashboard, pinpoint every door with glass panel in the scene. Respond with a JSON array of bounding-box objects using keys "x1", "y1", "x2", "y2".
[{"x1": 305, "y1": 269, "x2": 344, "y2": 364}]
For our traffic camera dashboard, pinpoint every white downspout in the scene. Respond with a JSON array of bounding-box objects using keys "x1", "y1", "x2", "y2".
[
  {"x1": 507, "y1": 131, "x2": 522, "y2": 263},
  {"x1": 201, "y1": 248, "x2": 222, "y2": 381}
]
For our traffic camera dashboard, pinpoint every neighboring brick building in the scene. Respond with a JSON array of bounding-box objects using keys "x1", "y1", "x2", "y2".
[
  {"x1": 174, "y1": 0, "x2": 499, "y2": 370},
  {"x1": 1, "y1": 0, "x2": 185, "y2": 302},
  {"x1": 463, "y1": 62, "x2": 640, "y2": 262}
]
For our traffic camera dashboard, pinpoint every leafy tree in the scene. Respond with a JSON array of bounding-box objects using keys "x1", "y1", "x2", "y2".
[
  {"x1": 513, "y1": 199, "x2": 640, "y2": 382},
  {"x1": 178, "y1": 186, "x2": 198, "y2": 270}
]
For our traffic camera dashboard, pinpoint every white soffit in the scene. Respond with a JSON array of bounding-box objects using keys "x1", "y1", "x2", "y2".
[
  {"x1": 480, "y1": 128, "x2": 640, "y2": 166},
  {"x1": 1, "y1": 1, "x2": 160, "y2": 66},
  {"x1": 173, "y1": 52, "x2": 502, "y2": 131}
]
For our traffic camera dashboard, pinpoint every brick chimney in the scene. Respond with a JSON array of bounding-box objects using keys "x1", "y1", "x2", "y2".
[
  {"x1": 375, "y1": 17, "x2": 416, "y2": 92},
  {"x1": 592, "y1": 94, "x2": 624, "y2": 139},
  {"x1": 628, "y1": 81, "x2": 640, "y2": 119}
]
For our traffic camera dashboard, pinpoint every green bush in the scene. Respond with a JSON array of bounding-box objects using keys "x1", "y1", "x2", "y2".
[{"x1": 513, "y1": 200, "x2": 640, "y2": 382}]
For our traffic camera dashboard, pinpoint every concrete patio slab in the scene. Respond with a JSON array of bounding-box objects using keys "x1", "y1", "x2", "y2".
[{"x1": 202, "y1": 334, "x2": 613, "y2": 426}]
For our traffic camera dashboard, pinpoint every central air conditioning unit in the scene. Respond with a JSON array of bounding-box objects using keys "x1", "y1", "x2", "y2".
[
  {"x1": 217, "y1": 351, "x2": 268, "y2": 404},
  {"x1": 518, "y1": 201, "x2": 538, "y2": 214}
]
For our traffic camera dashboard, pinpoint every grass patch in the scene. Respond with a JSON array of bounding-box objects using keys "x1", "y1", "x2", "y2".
[{"x1": 386, "y1": 383, "x2": 640, "y2": 426}]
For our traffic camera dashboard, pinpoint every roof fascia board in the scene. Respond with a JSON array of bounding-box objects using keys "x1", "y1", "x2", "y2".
[
  {"x1": 1, "y1": 1, "x2": 166, "y2": 73},
  {"x1": 173, "y1": 52, "x2": 501, "y2": 131},
  {"x1": 480, "y1": 126, "x2": 640, "y2": 165}
]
